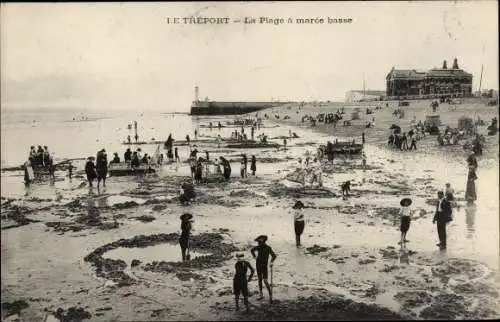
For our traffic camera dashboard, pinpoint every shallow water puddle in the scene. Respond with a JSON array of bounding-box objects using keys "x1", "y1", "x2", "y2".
[{"x1": 102, "y1": 244, "x2": 213, "y2": 264}]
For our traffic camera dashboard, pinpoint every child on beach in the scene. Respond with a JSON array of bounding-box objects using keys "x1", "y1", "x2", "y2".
[
  {"x1": 233, "y1": 253, "x2": 255, "y2": 312},
  {"x1": 251, "y1": 235, "x2": 277, "y2": 303},
  {"x1": 341, "y1": 181, "x2": 351, "y2": 200},
  {"x1": 292, "y1": 201, "x2": 306, "y2": 247},
  {"x1": 398, "y1": 198, "x2": 413, "y2": 247}
]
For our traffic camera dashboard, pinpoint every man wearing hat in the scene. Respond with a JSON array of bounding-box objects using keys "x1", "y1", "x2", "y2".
[
  {"x1": 179, "y1": 213, "x2": 193, "y2": 261},
  {"x1": 433, "y1": 191, "x2": 452, "y2": 250},
  {"x1": 84, "y1": 157, "x2": 97, "y2": 187},
  {"x1": 398, "y1": 197, "x2": 413, "y2": 247},
  {"x1": 233, "y1": 253, "x2": 255, "y2": 312},
  {"x1": 250, "y1": 235, "x2": 277, "y2": 302},
  {"x1": 292, "y1": 201, "x2": 306, "y2": 247}
]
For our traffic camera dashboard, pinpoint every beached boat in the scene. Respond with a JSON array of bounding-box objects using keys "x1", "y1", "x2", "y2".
[
  {"x1": 108, "y1": 163, "x2": 156, "y2": 176},
  {"x1": 331, "y1": 143, "x2": 363, "y2": 154},
  {"x1": 225, "y1": 142, "x2": 280, "y2": 149}
]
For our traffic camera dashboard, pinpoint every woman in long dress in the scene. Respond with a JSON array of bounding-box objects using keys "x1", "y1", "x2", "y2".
[{"x1": 465, "y1": 165, "x2": 477, "y2": 204}]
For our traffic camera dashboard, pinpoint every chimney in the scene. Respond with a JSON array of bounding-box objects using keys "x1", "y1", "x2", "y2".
[
  {"x1": 452, "y1": 58, "x2": 459, "y2": 69},
  {"x1": 442, "y1": 60, "x2": 447, "y2": 69}
]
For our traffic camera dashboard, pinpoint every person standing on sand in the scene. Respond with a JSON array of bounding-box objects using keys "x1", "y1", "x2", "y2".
[
  {"x1": 67, "y1": 161, "x2": 74, "y2": 181},
  {"x1": 85, "y1": 157, "x2": 97, "y2": 188},
  {"x1": 96, "y1": 149, "x2": 108, "y2": 188},
  {"x1": 398, "y1": 198, "x2": 413, "y2": 247},
  {"x1": 292, "y1": 201, "x2": 306, "y2": 247},
  {"x1": 251, "y1": 235, "x2": 277, "y2": 302},
  {"x1": 175, "y1": 147, "x2": 180, "y2": 163},
  {"x1": 465, "y1": 165, "x2": 477, "y2": 204},
  {"x1": 409, "y1": 132, "x2": 417, "y2": 150},
  {"x1": 220, "y1": 156, "x2": 231, "y2": 180},
  {"x1": 401, "y1": 132, "x2": 408, "y2": 151},
  {"x1": 362, "y1": 153, "x2": 367, "y2": 171},
  {"x1": 179, "y1": 213, "x2": 193, "y2": 261},
  {"x1": 250, "y1": 155, "x2": 257, "y2": 176},
  {"x1": 242, "y1": 154, "x2": 248, "y2": 178},
  {"x1": 433, "y1": 191, "x2": 452, "y2": 250},
  {"x1": 233, "y1": 253, "x2": 255, "y2": 312}
]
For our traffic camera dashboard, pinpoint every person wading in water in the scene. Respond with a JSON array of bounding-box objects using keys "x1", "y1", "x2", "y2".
[
  {"x1": 233, "y1": 253, "x2": 255, "y2": 312},
  {"x1": 251, "y1": 235, "x2": 277, "y2": 303},
  {"x1": 433, "y1": 191, "x2": 452, "y2": 250},
  {"x1": 292, "y1": 200, "x2": 306, "y2": 247},
  {"x1": 179, "y1": 213, "x2": 193, "y2": 261}
]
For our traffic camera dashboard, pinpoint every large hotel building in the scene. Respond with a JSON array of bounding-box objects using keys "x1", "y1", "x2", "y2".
[{"x1": 386, "y1": 58, "x2": 473, "y2": 100}]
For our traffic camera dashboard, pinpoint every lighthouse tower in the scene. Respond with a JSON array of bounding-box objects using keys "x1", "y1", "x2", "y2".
[{"x1": 194, "y1": 86, "x2": 200, "y2": 103}]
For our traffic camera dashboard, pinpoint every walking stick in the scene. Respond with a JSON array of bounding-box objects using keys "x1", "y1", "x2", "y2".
[{"x1": 270, "y1": 263, "x2": 273, "y2": 302}]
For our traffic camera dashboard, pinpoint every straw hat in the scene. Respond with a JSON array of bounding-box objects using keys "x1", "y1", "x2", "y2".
[
  {"x1": 180, "y1": 213, "x2": 193, "y2": 221},
  {"x1": 292, "y1": 200, "x2": 305, "y2": 209},
  {"x1": 254, "y1": 235, "x2": 268, "y2": 243},
  {"x1": 400, "y1": 198, "x2": 412, "y2": 207}
]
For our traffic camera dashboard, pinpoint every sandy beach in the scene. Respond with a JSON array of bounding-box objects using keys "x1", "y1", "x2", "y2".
[{"x1": 1, "y1": 98, "x2": 499, "y2": 321}]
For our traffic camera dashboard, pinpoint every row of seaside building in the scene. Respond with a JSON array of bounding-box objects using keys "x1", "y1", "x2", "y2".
[{"x1": 345, "y1": 57, "x2": 485, "y2": 102}]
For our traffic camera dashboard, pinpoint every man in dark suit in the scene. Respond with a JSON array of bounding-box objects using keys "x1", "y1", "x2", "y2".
[{"x1": 433, "y1": 191, "x2": 452, "y2": 250}]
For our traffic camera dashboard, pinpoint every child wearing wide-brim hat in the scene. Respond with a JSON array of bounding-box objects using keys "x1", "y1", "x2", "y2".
[
  {"x1": 292, "y1": 201, "x2": 305, "y2": 247},
  {"x1": 399, "y1": 197, "x2": 413, "y2": 246}
]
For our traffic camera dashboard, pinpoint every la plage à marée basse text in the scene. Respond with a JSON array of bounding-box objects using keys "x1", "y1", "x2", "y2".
[
  {"x1": 244, "y1": 17, "x2": 352, "y2": 24},
  {"x1": 164, "y1": 17, "x2": 352, "y2": 24}
]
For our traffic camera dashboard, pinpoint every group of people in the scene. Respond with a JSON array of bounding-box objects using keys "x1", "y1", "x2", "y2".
[
  {"x1": 177, "y1": 212, "x2": 277, "y2": 311},
  {"x1": 398, "y1": 186, "x2": 455, "y2": 251},
  {"x1": 24, "y1": 145, "x2": 55, "y2": 185},
  {"x1": 28, "y1": 145, "x2": 54, "y2": 169},
  {"x1": 239, "y1": 154, "x2": 257, "y2": 178},
  {"x1": 84, "y1": 149, "x2": 108, "y2": 188},
  {"x1": 388, "y1": 128, "x2": 418, "y2": 150}
]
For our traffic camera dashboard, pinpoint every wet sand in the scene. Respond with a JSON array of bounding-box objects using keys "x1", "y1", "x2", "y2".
[{"x1": 1, "y1": 99, "x2": 499, "y2": 321}]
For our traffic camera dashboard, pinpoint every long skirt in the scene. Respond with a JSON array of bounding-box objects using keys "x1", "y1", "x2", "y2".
[
  {"x1": 465, "y1": 178, "x2": 477, "y2": 202},
  {"x1": 294, "y1": 220, "x2": 305, "y2": 236}
]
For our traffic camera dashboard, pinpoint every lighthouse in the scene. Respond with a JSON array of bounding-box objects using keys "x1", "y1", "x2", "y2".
[{"x1": 194, "y1": 86, "x2": 200, "y2": 103}]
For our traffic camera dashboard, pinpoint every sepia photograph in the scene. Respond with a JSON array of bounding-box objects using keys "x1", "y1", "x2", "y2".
[{"x1": 1, "y1": 1, "x2": 498, "y2": 321}]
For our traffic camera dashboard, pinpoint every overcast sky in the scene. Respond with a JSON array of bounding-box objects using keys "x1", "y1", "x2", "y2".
[{"x1": 1, "y1": 1, "x2": 498, "y2": 112}]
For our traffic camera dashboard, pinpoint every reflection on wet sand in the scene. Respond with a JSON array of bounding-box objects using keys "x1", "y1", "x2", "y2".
[{"x1": 465, "y1": 204, "x2": 477, "y2": 239}]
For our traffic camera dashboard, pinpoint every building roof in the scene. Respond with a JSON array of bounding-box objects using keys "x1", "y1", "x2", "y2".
[
  {"x1": 426, "y1": 68, "x2": 472, "y2": 77},
  {"x1": 388, "y1": 67, "x2": 472, "y2": 79},
  {"x1": 387, "y1": 69, "x2": 427, "y2": 80}
]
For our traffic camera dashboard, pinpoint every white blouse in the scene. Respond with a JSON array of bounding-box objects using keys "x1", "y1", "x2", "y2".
[
  {"x1": 294, "y1": 210, "x2": 305, "y2": 221},
  {"x1": 400, "y1": 206, "x2": 412, "y2": 217}
]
